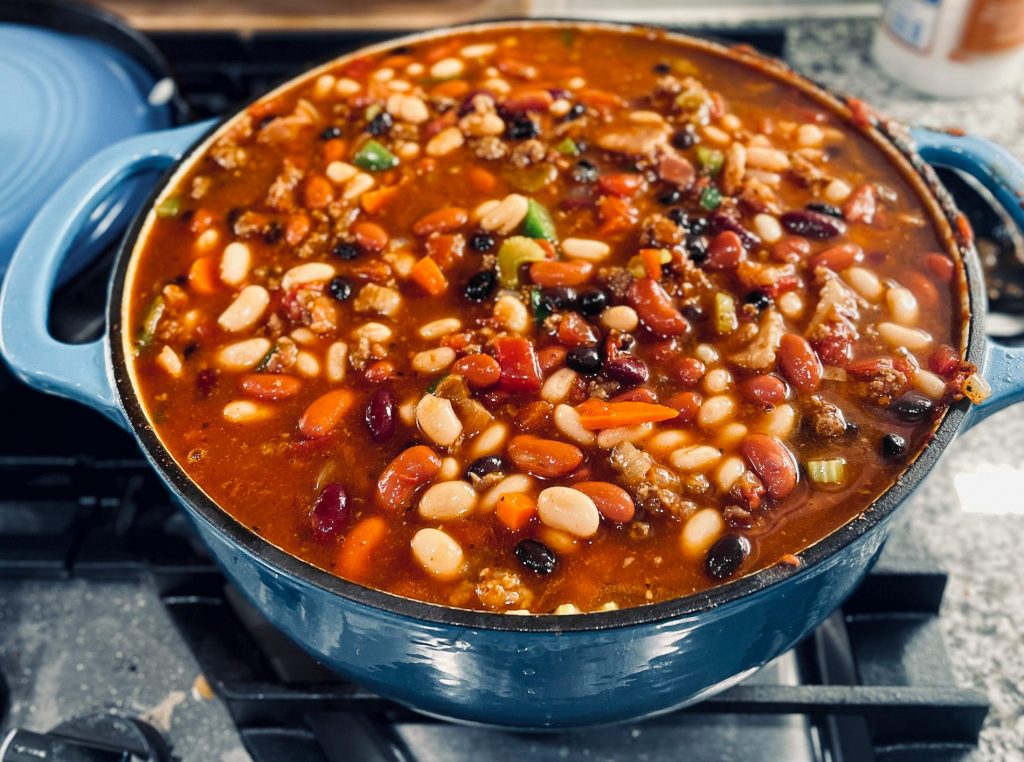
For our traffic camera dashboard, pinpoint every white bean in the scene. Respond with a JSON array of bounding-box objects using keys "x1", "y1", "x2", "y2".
[
  {"x1": 698, "y1": 395, "x2": 735, "y2": 429},
  {"x1": 418, "y1": 480, "x2": 477, "y2": 521},
  {"x1": 844, "y1": 267, "x2": 884, "y2": 302},
  {"x1": 600, "y1": 305, "x2": 638, "y2": 332},
  {"x1": 386, "y1": 93, "x2": 429, "y2": 124},
  {"x1": 412, "y1": 347, "x2": 457, "y2": 375},
  {"x1": 481, "y1": 474, "x2": 533, "y2": 510},
  {"x1": 425, "y1": 126, "x2": 465, "y2": 157},
  {"x1": 223, "y1": 399, "x2": 273, "y2": 423},
  {"x1": 313, "y1": 74, "x2": 336, "y2": 100},
  {"x1": 325, "y1": 341, "x2": 348, "y2": 383},
  {"x1": 343, "y1": 172, "x2": 375, "y2": 200},
  {"x1": 778, "y1": 291, "x2": 803, "y2": 319},
  {"x1": 335, "y1": 77, "x2": 360, "y2": 96},
  {"x1": 704, "y1": 368, "x2": 733, "y2": 394},
  {"x1": 156, "y1": 345, "x2": 183, "y2": 378},
  {"x1": 352, "y1": 322, "x2": 392, "y2": 344},
  {"x1": 493, "y1": 293, "x2": 530, "y2": 334},
  {"x1": 745, "y1": 146, "x2": 790, "y2": 171},
  {"x1": 217, "y1": 338, "x2": 271, "y2": 371},
  {"x1": 878, "y1": 322, "x2": 932, "y2": 352},
  {"x1": 480, "y1": 194, "x2": 529, "y2": 234},
  {"x1": 540, "y1": 367, "x2": 577, "y2": 404},
  {"x1": 717, "y1": 422, "x2": 748, "y2": 449},
  {"x1": 694, "y1": 343, "x2": 719, "y2": 364},
  {"x1": 294, "y1": 350, "x2": 320, "y2": 378},
  {"x1": 438, "y1": 457, "x2": 461, "y2": 481},
  {"x1": 416, "y1": 394, "x2": 463, "y2": 447},
  {"x1": 824, "y1": 178, "x2": 852, "y2": 204},
  {"x1": 536, "y1": 487, "x2": 600, "y2": 538},
  {"x1": 418, "y1": 319, "x2": 461, "y2": 343},
  {"x1": 796, "y1": 123, "x2": 824, "y2": 148},
  {"x1": 326, "y1": 161, "x2": 358, "y2": 184},
  {"x1": 646, "y1": 429, "x2": 691, "y2": 455},
  {"x1": 290, "y1": 327, "x2": 316, "y2": 346},
  {"x1": 680, "y1": 508, "x2": 725, "y2": 559},
  {"x1": 715, "y1": 456, "x2": 746, "y2": 492},
  {"x1": 914, "y1": 368, "x2": 947, "y2": 400},
  {"x1": 597, "y1": 423, "x2": 652, "y2": 449},
  {"x1": 670, "y1": 445, "x2": 723, "y2": 472},
  {"x1": 217, "y1": 285, "x2": 269, "y2": 332},
  {"x1": 470, "y1": 421, "x2": 508, "y2": 459},
  {"x1": 195, "y1": 228, "x2": 219, "y2": 253},
  {"x1": 553, "y1": 404, "x2": 596, "y2": 446},
  {"x1": 561, "y1": 238, "x2": 611, "y2": 262},
  {"x1": 758, "y1": 403, "x2": 796, "y2": 437},
  {"x1": 410, "y1": 528, "x2": 464, "y2": 580},
  {"x1": 281, "y1": 262, "x2": 335, "y2": 292},
  {"x1": 752, "y1": 214, "x2": 782, "y2": 244},
  {"x1": 220, "y1": 242, "x2": 252, "y2": 286},
  {"x1": 430, "y1": 57, "x2": 465, "y2": 79},
  {"x1": 460, "y1": 43, "x2": 496, "y2": 58},
  {"x1": 702, "y1": 125, "x2": 731, "y2": 145},
  {"x1": 886, "y1": 286, "x2": 919, "y2": 325}
]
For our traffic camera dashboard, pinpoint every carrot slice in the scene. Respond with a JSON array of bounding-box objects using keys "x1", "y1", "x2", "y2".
[
  {"x1": 360, "y1": 185, "x2": 400, "y2": 214},
  {"x1": 639, "y1": 248, "x2": 665, "y2": 280},
  {"x1": 338, "y1": 516, "x2": 387, "y2": 580},
  {"x1": 323, "y1": 138, "x2": 348, "y2": 164},
  {"x1": 496, "y1": 493, "x2": 537, "y2": 531},
  {"x1": 188, "y1": 256, "x2": 219, "y2": 295},
  {"x1": 574, "y1": 398, "x2": 680, "y2": 430},
  {"x1": 410, "y1": 256, "x2": 448, "y2": 296},
  {"x1": 467, "y1": 166, "x2": 497, "y2": 193}
]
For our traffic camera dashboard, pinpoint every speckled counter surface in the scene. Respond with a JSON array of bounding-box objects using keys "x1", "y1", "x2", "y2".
[{"x1": 787, "y1": 19, "x2": 1024, "y2": 762}]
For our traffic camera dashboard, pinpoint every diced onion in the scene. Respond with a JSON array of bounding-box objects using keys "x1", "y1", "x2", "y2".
[{"x1": 962, "y1": 372, "x2": 991, "y2": 404}]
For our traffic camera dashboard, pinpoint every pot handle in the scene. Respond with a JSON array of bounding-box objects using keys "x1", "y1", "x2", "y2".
[
  {"x1": 911, "y1": 126, "x2": 1024, "y2": 428},
  {"x1": 0, "y1": 120, "x2": 215, "y2": 427}
]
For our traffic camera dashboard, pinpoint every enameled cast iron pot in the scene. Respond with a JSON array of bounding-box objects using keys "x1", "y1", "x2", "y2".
[{"x1": 3, "y1": 21, "x2": 1024, "y2": 729}]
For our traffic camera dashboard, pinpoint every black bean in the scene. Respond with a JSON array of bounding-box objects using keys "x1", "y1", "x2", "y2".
[
  {"x1": 671, "y1": 124, "x2": 699, "y2": 149},
  {"x1": 780, "y1": 210, "x2": 847, "y2": 239},
  {"x1": 507, "y1": 115, "x2": 540, "y2": 140},
  {"x1": 263, "y1": 221, "x2": 283, "y2": 245},
  {"x1": 320, "y1": 125, "x2": 343, "y2": 140},
  {"x1": 705, "y1": 535, "x2": 751, "y2": 580},
  {"x1": 333, "y1": 242, "x2": 360, "y2": 260},
  {"x1": 567, "y1": 346, "x2": 603, "y2": 375},
  {"x1": 744, "y1": 291, "x2": 773, "y2": 311},
  {"x1": 328, "y1": 276, "x2": 353, "y2": 302},
  {"x1": 806, "y1": 202, "x2": 844, "y2": 218},
  {"x1": 891, "y1": 393, "x2": 933, "y2": 422},
  {"x1": 368, "y1": 110, "x2": 393, "y2": 136},
  {"x1": 466, "y1": 455, "x2": 504, "y2": 481},
  {"x1": 667, "y1": 208, "x2": 690, "y2": 227},
  {"x1": 653, "y1": 61, "x2": 672, "y2": 74},
  {"x1": 470, "y1": 232, "x2": 495, "y2": 252},
  {"x1": 464, "y1": 269, "x2": 497, "y2": 302},
  {"x1": 571, "y1": 159, "x2": 599, "y2": 184},
  {"x1": 540, "y1": 286, "x2": 578, "y2": 312},
  {"x1": 365, "y1": 388, "x2": 397, "y2": 441},
  {"x1": 515, "y1": 539, "x2": 557, "y2": 575},
  {"x1": 845, "y1": 420, "x2": 859, "y2": 437},
  {"x1": 688, "y1": 216, "x2": 709, "y2": 235},
  {"x1": 659, "y1": 189, "x2": 682, "y2": 206},
  {"x1": 880, "y1": 433, "x2": 907, "y2": 461},
  {"x1": 563, "y1": 103, "x2": 586, "y2": 122},
  {"x1": 310, "y1": 483, "x2": 349, "y2": 536},
  {"x1": 578, "y1": 289, "x2": 608, "y2": 316},
  {"x1": 686, "y1": 234, "x2": 709, "y2": 265},
  {"x1": 605, "y1": 355, "x2": 649, "y2": 387}
]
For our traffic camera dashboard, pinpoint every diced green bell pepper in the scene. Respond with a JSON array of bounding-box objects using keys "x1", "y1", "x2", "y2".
[
  {"x1": 522, "y1": 199, "x2": 557, "y2": 241},
  {"x1": 353, "y1": 139, "x2": 398, "y2": 171}
]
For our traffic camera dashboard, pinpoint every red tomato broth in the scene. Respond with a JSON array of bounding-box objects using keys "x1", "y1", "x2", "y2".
[{"x1": 126, "y1": 26, "x2": 975, "y2": 614}]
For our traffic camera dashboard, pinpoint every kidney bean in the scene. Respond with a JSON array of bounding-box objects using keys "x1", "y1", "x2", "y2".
[
  {"x1": 353, "y1": 221, "x2": 389, "y2": 252},
  {"x1": 529, "y1": 260, "x2": 595, "y2": 287},
  {"x1": 492, "y1": 336, "x2": 543, "y2": 393},
  {"x1": 610, "y1": 386, "x2": 658, "y2": 403},
  {"x1": 809, "y1": 243, "x2": 863, "y2": 271},
  {"x1": 605, "y1": 355, "x2": 649, "y2": 387},
  {"x1": 365, "y1": 388, "x2": 397, "y2": 440},
  {"x1": 925, "y1": 253, "x2": 955, "y2": 282},
  {"x1": 375, "y1": 445, "x2": 442, "y2": 509},
  {"x1": 626, "y1": 278, "x2": 690, "y2": 337},
  {"x1": 508, "y1": 435, "x2": 583, "y2": 478},
  {"x1": 674, "y1": 357, "x2": 706, "y2": 386},
  {"x1": 842, "y1": 184, "x2": 876, "y2": 224},
  {"x1": 537, "y1": 344, "x2": 568, "y2": 373},
  {"x1": 705, "y1": 230, "x2": 745, "y2": 271},
  {"x1": 452, "y1": 354, "x2": 501, "y2": 388},
  {"x1": 666, "y1": 390, "x2": 702, "y2": 425},
  {"x1": 364, "y1": 360, "x2": 396, "y2": 383},
  {"x1": 299, "y1": 389, "x2": 356, "y2": 439},
  {"x1": 573, "y1": 481, "x2": 635, "y2": 522},
  {"x1": 740, "y1": 374, "x2": 788, "y2": 407},
  {"x1": 707, "y1": 212, "x2": 760, "y2": 250},
  {"x1": 740, "y1": 434, "x2": 798, "y2": 500},
  {"x1": 558, "y1": 312, "x2": 599, "y2": 347},
  {"x1": 303, "y1": 173, "x2": 334, "y2": 210},
  {"x1": 903, "y1": 271, "x2": 940, "y2": 310},
  {"x1": 929, "y1": 344, "x2": 960, "y2": 378},
  {"x1": 771, "y1": 236, "x2": 811, "y2": 263},
  {"x1": 781, "y1": 210, "x2": 847, "y2": 239},
  {"x1": 777, "y1": 334, "x2": 822, "y2": 393},
  {"x1": 846, "y1": 356, "x2": 895, "y2": 380},
  {"x1": 310, "y1": 483, "x2": 349, "y2": 536},
  {"x1": 240, "y1": 374, "x2": 302, "y2": 401},
  {"x1": 412, "y1": 206, "x2": 469, "y2": 236},
  {"x1": 597, "y1": 173, "x2": 643, "y2": 197},
  {"x1": 705, "y1": 534, "x2": 751, "y2": 580}
]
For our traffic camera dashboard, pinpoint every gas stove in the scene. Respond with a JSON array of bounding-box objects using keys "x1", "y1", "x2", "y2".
[{"x1": 1, "y1": 12, "x2": 1017, "y2": 762}]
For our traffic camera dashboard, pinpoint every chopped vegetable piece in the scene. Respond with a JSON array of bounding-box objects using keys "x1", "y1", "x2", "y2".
[
  {"x1": 497, "y1": 493, "x2": 537, "y2": 530},
  {"x1": 411, "y1": 256, "x2": 448, "y2": 296},
  {"x1": 640, "y1": 248, "x2": 668, "y2": 280},
  {"x1": 361, "y1": 185, "x2": 400, "y2": 213},
  {"x1": 492, "y1": 335, "x2": 543, "y2": 392},
  {"x1": 353, "y1": 139, "x2": 398, "y2": 171},
  {"x1": 155, "y1": 196, "x2": 182, "y2": 218},
  {"x1": 714, "y1": 292, "x2": 738, "y2": 334},
  {"x1": 807, "y1": 458, "x2": 847, "y2": 485},
  {"x1": 555, "y1": 137, "x2": 580, "y2": 156},
  {"x1": 497, "y1": 236, "x2": 549, "y2": 288},
  {"x1": 523, "y1": 199, "x2": 558, "y2": 241},
  {"x1": 699, "y1": 186, "x2": 722, "y2": 211},
  {"x1": 696, "y1": 146, "x2": 724, "y2": 176},
  {"x1": 530, "y1": 287, "x2": 552, "y2": 326},
  {"x1": 574, "y1": 398, "x2": 680, "y2": 429},
  {"x1": 136, "y1": 295, "x2": 165, "y2": 350}
]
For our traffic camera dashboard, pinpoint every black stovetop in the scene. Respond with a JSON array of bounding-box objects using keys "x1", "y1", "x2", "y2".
[{"x1": 0, "y1": 18, "x2": 1004, "y2": 762}]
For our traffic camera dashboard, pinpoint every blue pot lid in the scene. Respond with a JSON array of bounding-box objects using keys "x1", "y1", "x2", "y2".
[{"x1": 0, "y1": 23, "x2": 175, "y2": 276}]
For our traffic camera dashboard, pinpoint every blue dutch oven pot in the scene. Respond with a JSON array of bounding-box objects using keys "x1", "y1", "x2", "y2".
[{"x1": 2, "y1": 21, "x2": 1024, "y2": 729}]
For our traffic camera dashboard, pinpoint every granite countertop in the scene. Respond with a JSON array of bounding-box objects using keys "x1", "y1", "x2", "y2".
[{"x1": 787, "y1": 19, "x2": 1024, "y2": 761}]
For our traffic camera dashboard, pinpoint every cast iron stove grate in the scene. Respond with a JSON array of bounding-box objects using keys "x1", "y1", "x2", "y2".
[{"x1": 0, "y1": 20, "x2": 998, "y2": 762}]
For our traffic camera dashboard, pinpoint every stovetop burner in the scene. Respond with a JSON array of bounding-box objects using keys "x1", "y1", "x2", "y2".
[{"x1": 0, "y1": 17, "x2": 1003, "y2": 762}]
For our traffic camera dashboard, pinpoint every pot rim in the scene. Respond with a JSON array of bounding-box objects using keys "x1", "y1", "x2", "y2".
[{"x1": 107, "y1": 19, "x2": 986, "y2": 633}]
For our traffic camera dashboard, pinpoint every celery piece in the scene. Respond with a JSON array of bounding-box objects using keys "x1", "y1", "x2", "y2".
[
  {"x1": 696, "y1": 146, "x2": 724, "y2": 177},
  {"x1": 155, "y1": 196, "x2": 181, "y2": 218},
  {"x1": 497, "y1": 236, "x2": 548, "y2": 289},
  {"x1": 714, "y1": 292, "x2": 738, "y2": 334},
  {"x1": 807, "y1": 458, "x2": 847, "y2": 485}
]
